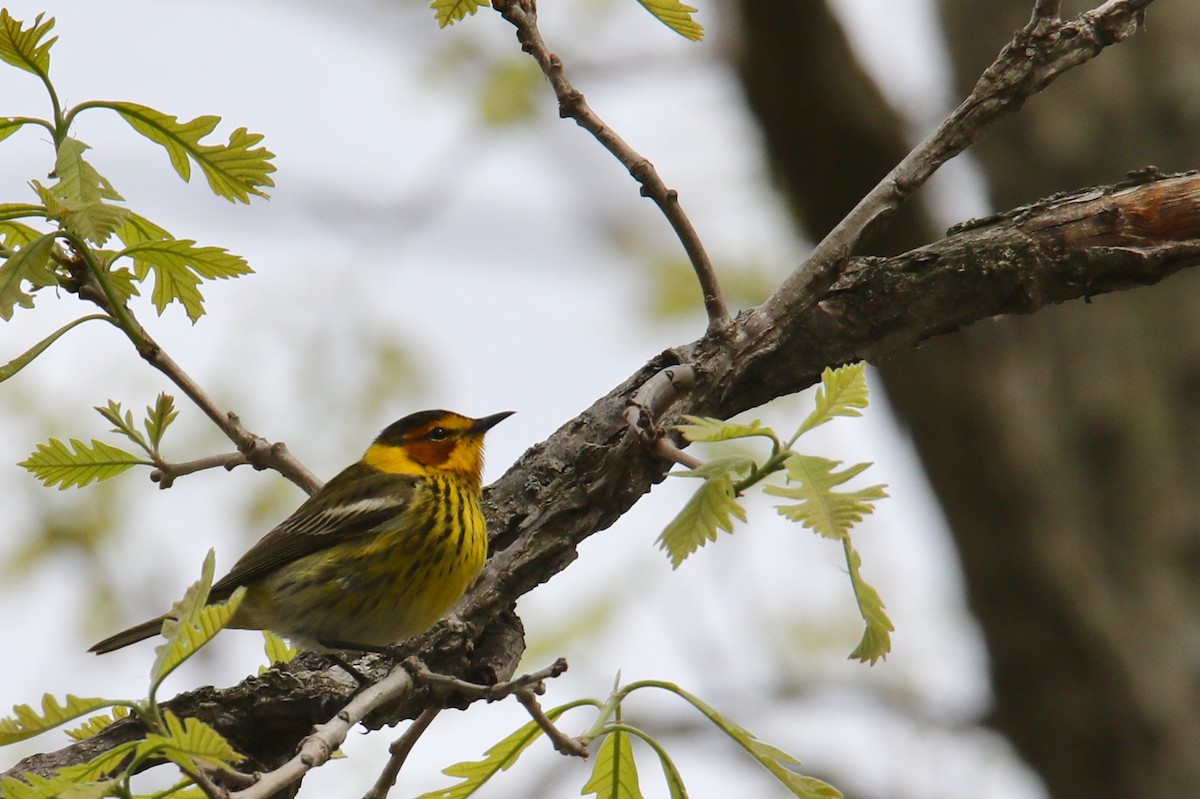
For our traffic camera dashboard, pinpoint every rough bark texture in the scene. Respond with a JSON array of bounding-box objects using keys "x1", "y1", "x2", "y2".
[
  {"x1": 8, "y1": 167, "x2": 1200, "y2": 788},
  {"x1": 733, "y1": 1, "x2": 1200, "y2": 797}
]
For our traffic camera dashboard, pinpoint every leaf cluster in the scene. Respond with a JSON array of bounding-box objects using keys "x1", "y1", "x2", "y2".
[
  {"x1": 0, "y1": 554, "x2": 255, "y2": 799},
  {"x1": 657, "y1": 363, "x2": 893, "y2": 663},
  {"x1": 422, "y1": 678, "x2": 840, "y2": 799},
  {"x1": 0, "y1": 8, "x2": 269, "y2": 380},
  {"x1": 19, "y1": 394, "x2": 177, "y2": 490}
]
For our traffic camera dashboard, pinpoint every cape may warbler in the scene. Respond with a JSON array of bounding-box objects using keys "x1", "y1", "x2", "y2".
[{"x1": 89, "y1": 409, "x2": 512, "y2": 654}]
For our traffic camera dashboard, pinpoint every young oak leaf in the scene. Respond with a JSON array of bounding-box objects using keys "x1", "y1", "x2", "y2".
[
  {"x1": 151, "y1": 554, "x2": 246, "y2": 695},
  {"x1": 145, "y1": 393, "x2": 178, "y2": 453},
  {"x1": 114, "y1": 239, "x2": 252, "y2": 323},
  {"x1": 764, "y1": 455, "x2": 887, "y2": 540},
  {"x1": 0, "y1": 695, "x2": 118, "y2": 745},
  {"x1": 18, "y1": 438, "x2": 146, "y2": 490},
  {"x1": 645, "y1": 682, "x2": 841, "y2": 799},
  {"x1": 582, "y1": 729, "x2": 643, "y2": 799},
  {"x1": 100, "y1": 102, "x2": 275, "y2": 203},
  {"x1": 657, "y1": 456, "x2": 755, "y2": 568},
  {"x1": 96, "y1": 399, "x2": 150, "y2": 455},
  {"x1": 0, "y1": 232, "x2": 59, "y2": 320},
  {"x1": 31, "y1": 138, "x2": 127, "y2": 245},
  {"x1": 635, "y1": 0, "x2": 703, "y2": 41},
  {"x1": 260, "y1": 630, "x2": 300, "y2": 674},
  {"x1": 0, "y1": 770, "x2": 118, "y2": 799},
  {"x1": 795, "y1": 363, "x2": 870, "y2": 438},
  {"x1": 0, "y1": 117, "x2": 30, "y2": 144},
  {"x1": 139, "y1": 711, "x2": 244, "y2": 773},
  {"x1": 675, "y1": 416, "x2": 776, "y2": 444},
  {"x1": 0, "y1": 315, "x2": 108, "y2": 386},
  {"x1": 431, "y1": 0, "x2": 490, "y2": 28},
  {"x1": 417, "y1": 702, "x2": 582, "y2": 799},
  {"x1": 63, "y1": 706, "x2": 130, "y2": 742},
  {"x1": 844, "y1": 540, "x2": 893, "y2": 664},
  {"x1": 0, "y1": 10, "x2": 56, "y2": 78}
]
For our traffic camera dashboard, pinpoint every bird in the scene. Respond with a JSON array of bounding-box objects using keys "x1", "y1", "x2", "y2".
[{"x1": 89, "y1": 409, "x2": 512, "y2": 655}]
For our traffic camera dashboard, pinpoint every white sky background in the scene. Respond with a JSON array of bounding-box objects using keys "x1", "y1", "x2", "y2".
[{"x1": 0, "y1": 1, "x2": 1044, "y2": 798}]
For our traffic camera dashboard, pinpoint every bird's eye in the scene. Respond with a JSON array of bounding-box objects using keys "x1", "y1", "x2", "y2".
[{"x1": 427, "y1": 426, "x2": 449, "y2": 441}]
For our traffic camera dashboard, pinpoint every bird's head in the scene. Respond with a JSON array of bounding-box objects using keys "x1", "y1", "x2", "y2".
[{"x1": 364, "y1": 409, "x2": 513, "y2": 484}]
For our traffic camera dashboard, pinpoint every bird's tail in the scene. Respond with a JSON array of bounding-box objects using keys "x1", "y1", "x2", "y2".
[{"x1": 88, "y1": 614, "x2": 169, "y2": 654}]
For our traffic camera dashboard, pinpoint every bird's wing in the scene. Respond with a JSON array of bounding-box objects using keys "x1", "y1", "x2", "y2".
[{"x1": 208, "y1": 462, "x2": 418, "y2": 601}]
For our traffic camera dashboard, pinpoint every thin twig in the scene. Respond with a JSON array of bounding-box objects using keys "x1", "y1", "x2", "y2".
[
  {"x1": 150, "y1": 452, "x2": 251, "y2": 489},
  {"x1": 756, "y1": 0, "x2": 1158, "y2": 329},
  {"x1": 654, "y1": 438, "x2": 703, "y2": 470},
  {"x1": 514, "y1": 688, "x2": 588, "y2": 759},
  {"x1": 67, "y1": 252, "x2": 323, "y2": 494},
  {"x1": 407, "y1": 657, "x2": 569, "y2": 702},
  {"x1": 187, "y1": 764, "x2": 228, "y2": 799},
  {"x1": 362, "y1": 707, "x2": 441, "y2": 799},
  {"x1": 624, "y1": 365, "x2": 701, "y2": 468},
  {"x1": 490, "y1": 0, "x2": 729, "y2": 332},
  {"x1": 229, "y1": 664, "x2": 417, "y2": 799}
]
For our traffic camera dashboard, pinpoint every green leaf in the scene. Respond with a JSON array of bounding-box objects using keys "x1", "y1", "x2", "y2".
[
  {"x1": 608, "y1": 725, "x2": 687, "y2": 799},
  {"x1": 431, "y1": 0, "x2": 491, "y2": 27},
  {"x1": 114, "y1": 239, "x2": 252, "y2": 322},
  {"x1": 150, "y1": 552, "x2": 245, "y2": 696},
  {"x1": 0, "y1": 772, "x2": 118, "y2": 799},
  {"x1": 101, "y1": 102, "x2": 275, "y2": 203},
  {"x1": 0, "y1": 221, "x2": 47, "y2": 261},
  {"x1": 795, "y1": 363, "x2": 869, "y2": 438},
  {"x1": 260, "y1": 630, "x2": 299, "y2": 673},
  {"x1": 634, "y1": 682, "x2": 841, "y2": 799},
  {"x1": 582, "y1": 728, "x2": 642, "y2": 799},
  {"x1": 635, "y1": 0, "x2": 703, "y2": 41},
  {"x1": 51, "y1": 138, "x2": 124, "y2": 202},
  {"x1": 112, "y1": 211, "x2": 172, "y2": 247},
  {"x1": 0, "y1": 232, "x2": 59, "y2": 320},
  {"x1": 104, "y1": 266, "x2": 140, "y2": 307},
  {"x1": 417, "y1": 703, "x2": 582, "y2": 799},
  {"x1": 0, "y1": 695, "x2": 117, "y2": 745},
  {"x1": 0, "y1": 118, "x2": 31, "y2": 143},
  {"x1": 0, "y1": 315, "x2": 109, "y2": 385},
  {"x1": 31, "y1": 138, "x2": 128, "y2": 245},
  {"x1": 675, "y1": 416, "x2": 776, "y2": 444},
  {"x1": 63, "y1": 706, "x2": 130, "y2": 742},
  {"x1": 843, "y1": 540, "x2": 893, "y2": 664},
  {"x1": 18, "y1": 438, "x2": 145, "y2": 490},
  {"x1": 145, "y1": 393, "x2": 177, "y2": 452},
  {"x1": 96, "y1": 399, "x2": 150, "y2": 455},
  {"x1": 657, "y1": 473, "x2": 747, "y2": 568},
  {"x1": 60, "y1": 741, "x2": 140, "y2": 785},
  {"x1": 140, "y1": 711, "x2": 244, "y2": 773},
  {"x1": 765, "y1": 455, "x2": 887, "y2": 540},
  {"x1": 0, "y1": 10, "x2": 56, "y2": 78},
  {"x1": 673, "y1": 454, "x2": 756, "y2": 480}
]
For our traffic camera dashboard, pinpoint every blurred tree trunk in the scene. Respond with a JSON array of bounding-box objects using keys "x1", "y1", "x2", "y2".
[{"x1": 731, "y1": 2, "x2": 1200, "y2": 798}]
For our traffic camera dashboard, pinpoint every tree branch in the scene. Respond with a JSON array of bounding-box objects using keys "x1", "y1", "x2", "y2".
[
  {"x1": 10, "y1": 169, "x2": 1193, "y2": 785},
  {"x1": 761, "y1": 0, "x2": 1157, "y2": 326},
  {"x1": 66, "y1": 250, "x2": 322, "y2": 494},
  {"x1": 490, "y1": 0, "x2": 730, "y2": 332}
]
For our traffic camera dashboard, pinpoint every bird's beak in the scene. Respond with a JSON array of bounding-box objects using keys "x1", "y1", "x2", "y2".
[{"x1": 472, "y1": 411, "x2": 515, "y2": 433}]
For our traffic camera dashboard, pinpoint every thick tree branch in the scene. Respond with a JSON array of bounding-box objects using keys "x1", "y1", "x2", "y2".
[
  {"x1": 9, "y1": 169, "x2": 1199, "y2": 785},
  {"x1": 762, "y1": 0, "x2": 1156, "y2": 325}
]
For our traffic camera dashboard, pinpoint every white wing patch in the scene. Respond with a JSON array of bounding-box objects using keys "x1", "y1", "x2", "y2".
[{"x1": 318, "y1": 496, "x2": 406, "y2": 519}]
